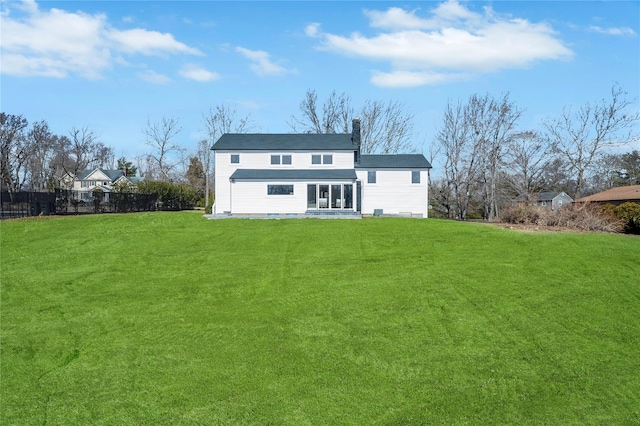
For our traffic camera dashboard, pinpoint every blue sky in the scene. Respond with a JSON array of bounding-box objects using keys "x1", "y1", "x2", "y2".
[{"x1": 2, "y1": 0, "x2": 639, "y2": 164}]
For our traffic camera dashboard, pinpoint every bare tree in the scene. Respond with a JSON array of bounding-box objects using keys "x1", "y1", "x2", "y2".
[
  {"x1": 24, "y1": 120, "x2": 60, "y2": 191},
  {"x1": 288, "y1": 89, "x2": 353, "y2": 134},
  {"x1": 428, "y1": 177, "x2": 455, "y2": 218},
  {"x1": 360, "y1": 99, "x2": 415, "y2": 154},
  {"x1": 202, "y1": 105, "x2": 252, "y2": 207},
  {"x1": 144, "y1": 117, "x2": 183, "y2": 182},
  {"x1": 288, "y1": 89, "x2": 416, "y2": 154},
  {"x1": 472, "y1": 93, "x2": 523, "y2": 221},
  {"x1": 434, "y1": 93, "x2": 523, "y2": 220},
  {"x1": 56, "y1": 127, "x2": 114, "y2": 186},
  {"x1": 0, "y1": 113, "x2": 29, "y2": 193},
  {"x1": 502, "y1": 131, "x2": 550, "y2": 198},
  {"x1": 539, "y1": 157, "x2": 574, "y2": 195},
  {"x1": 542, "y1": 83, "x2": 640, "y2": 198},
  {"x1": 434, "y1": 99, "x2": 483, "y2": 220}
]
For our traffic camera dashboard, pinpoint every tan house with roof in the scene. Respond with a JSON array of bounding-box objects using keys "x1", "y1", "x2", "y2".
[{"x1": 574, "y1": 185, "x2": 640, "y2": 206}]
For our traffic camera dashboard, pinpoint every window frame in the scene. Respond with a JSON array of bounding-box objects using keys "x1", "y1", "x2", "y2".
[
  {"x1": 367, "y1": 171, "x2": 377, "y2": 184},
  {"x1": 412, "y1": 170, "x2": 421, "y2": 184},
  {"x1": 271, "y1": 155, "x2": 281, "y2": 165},
  {"x1": 267, "y1": 184, "x2": 294, "y2": 195},
  {"x1": 312, "y1": 154, "x2": 333, "y2": 165},
  {"x1": 230, "y1": 154, "x2": 240, "y2": 164}
]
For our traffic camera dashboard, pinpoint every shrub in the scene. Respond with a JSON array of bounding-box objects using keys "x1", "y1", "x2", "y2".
[
  {"x1": 136, "y1": 180, "x2": 197, "y2": 211},
  {"x1": 601, "y1": 202, "x2": 640, "y2": 234},
  {"x1": 501, "y1": 203, "x2": 545, "y2": 225},
  {"x1": 501, "y1": 203, "x2": 624, "y2": 233},
  {"x1": 205, "y1": 196, "x2": 214, "y2": 214}
]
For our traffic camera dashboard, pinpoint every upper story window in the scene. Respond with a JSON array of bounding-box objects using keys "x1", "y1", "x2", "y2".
[
  {"x1": 271, "y1": 154, "x2": 292, "y2": 165},
  {"x1": 368, "y1": 171, "x2": 376, "y2": 184},
  {"x1": 81, "y1": 181, "x2": 88, "y2": 188},
  {"x1": 312, "y1": 154, "x2": 333, "y2": 165},
  {"x1": 412, "y1": 171, "x2": 421, "y2": 184},
  {"x1": 231, "y1": 154, "x2": 240, "y2": 164}
]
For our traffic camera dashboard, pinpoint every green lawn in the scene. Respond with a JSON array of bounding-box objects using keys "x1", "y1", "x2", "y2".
[{"x1": 1, "y1": 212, "x2": 638, "y2": 424}]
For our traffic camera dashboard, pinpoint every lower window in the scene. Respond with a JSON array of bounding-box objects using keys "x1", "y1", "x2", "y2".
[{"x1": 268, "y1": 185, "x2": 294, "y2": 195}]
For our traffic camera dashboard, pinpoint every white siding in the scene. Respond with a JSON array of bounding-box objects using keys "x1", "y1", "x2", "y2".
[
  {"x1": 357, "y1": 169, "x2": 428, "y2": 217},
  {"x1": 214, "y1": 150, "x2": 354, "y2": 214},
  {"x1": 229, "y1": 180, "x2": 355, "y2": 214},
  {"x1": 231, "y1": 181, "x2": 306, "y2": 214}
]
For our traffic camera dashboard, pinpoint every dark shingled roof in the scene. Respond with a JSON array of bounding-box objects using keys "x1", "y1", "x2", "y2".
[
  {"x1": 357, "y1": 154, "x2": 432, "y2": 169},
  {"x1": 513, "y1": 192, "x2": 572, "y2": 203},
  {"x1": 213, "y1": 133, "x2": 357, "y2": 151},
  {"x1": 536, "y1": 192, "x2": 565, "y2": 201},
  {"x1": 230, "y1": 169, "x2": 357, "y2": 181}
]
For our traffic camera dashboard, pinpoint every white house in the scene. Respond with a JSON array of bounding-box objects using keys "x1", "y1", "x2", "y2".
[
  {"x1": 212, "y1": 119, "x2": 432, "y2": 217},
  {"x1": 67, "y1": 168, "x2": 143, "y2": 201}
]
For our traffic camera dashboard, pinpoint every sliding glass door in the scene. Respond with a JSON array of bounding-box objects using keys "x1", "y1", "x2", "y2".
[
  {"x1": 307, "y1": 183, "x2": 354, "y2": 210},
  {"x1": 307, "y1": 184, "x2": 317, "y2": 209}
]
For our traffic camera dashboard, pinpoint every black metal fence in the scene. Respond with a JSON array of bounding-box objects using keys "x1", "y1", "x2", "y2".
[{"x1": 1, "y1": 190, "x2": 158, "y2": 219}]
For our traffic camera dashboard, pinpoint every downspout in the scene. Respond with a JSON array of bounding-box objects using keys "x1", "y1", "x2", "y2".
[
  {"x1": 229, "y1": 178, "x2": 233, "y2": 215},
  {"x1": 426, "y1": 169, "x2": 430, "y2": 219}
]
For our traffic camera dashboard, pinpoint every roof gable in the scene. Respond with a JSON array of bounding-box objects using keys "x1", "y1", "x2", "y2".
[
  {"x1": 212, "y1": 133, "x2": 357, "y2": 151},
  {"x1": 76, "y1": 169, "x2": 125, "y2": 183},
  {"x1": 84, "y1": 169, "x2": 110, "y2": 181}
]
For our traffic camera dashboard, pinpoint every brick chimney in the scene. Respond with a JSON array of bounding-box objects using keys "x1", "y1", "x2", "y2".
[
  {"x1": 352, "y1": 118, "x2": 361, "y2": 164},
  {"x1": 351, "y1": 118, "x2": 361, "y2": 146}
]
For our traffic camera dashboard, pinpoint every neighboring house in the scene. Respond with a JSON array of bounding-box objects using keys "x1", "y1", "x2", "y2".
[
  {"x1": 67, "y1": 168, "x2": 143, "y2": 201},
  {"x1": 514, "y1": 191, "x2": 573, "y2": 211},
  {"x1": 212, "y1": 119, "x2": 432, "y2": 217},
  {"x1": 574, "y1": 185, "x2": 640, "y2": 206}
]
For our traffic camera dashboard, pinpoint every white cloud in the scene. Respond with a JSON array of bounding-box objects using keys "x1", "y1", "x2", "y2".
[
  {"x1": 236, "y1": 46, "x2": 292, "y2": 77},
  {"x1": 309, "y1": 0, "x2": 573, "y2": 87},
  {"x1": 106, "y1": 28, "x2": 202, "y2": 56},
  {"x1": 0, "y1": 0, "x2": 202, "y2": 79},
  {"x1": 138, "y1": 70, "x2": 171, "y2": 84},
  {"x1": 179, "y1": 64, "x2": 220, "y2": 82},
  {"x1": 371, "y1": 70, "x2": 469, "y2": 88},
  {"x1": 588, "y1": 26, "x2": 636, "y2": 37},
  {"x1": 305, "y1": 23, "x2": 321, "y2": 37},
  {"x1": 365, "y1": 8, "x2": 433, "y2": 30}
]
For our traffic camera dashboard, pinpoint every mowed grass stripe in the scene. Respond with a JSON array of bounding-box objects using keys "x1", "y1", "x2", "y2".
[{"x1": 1, "y1": 212, "x2": 638, "y2": 424}]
